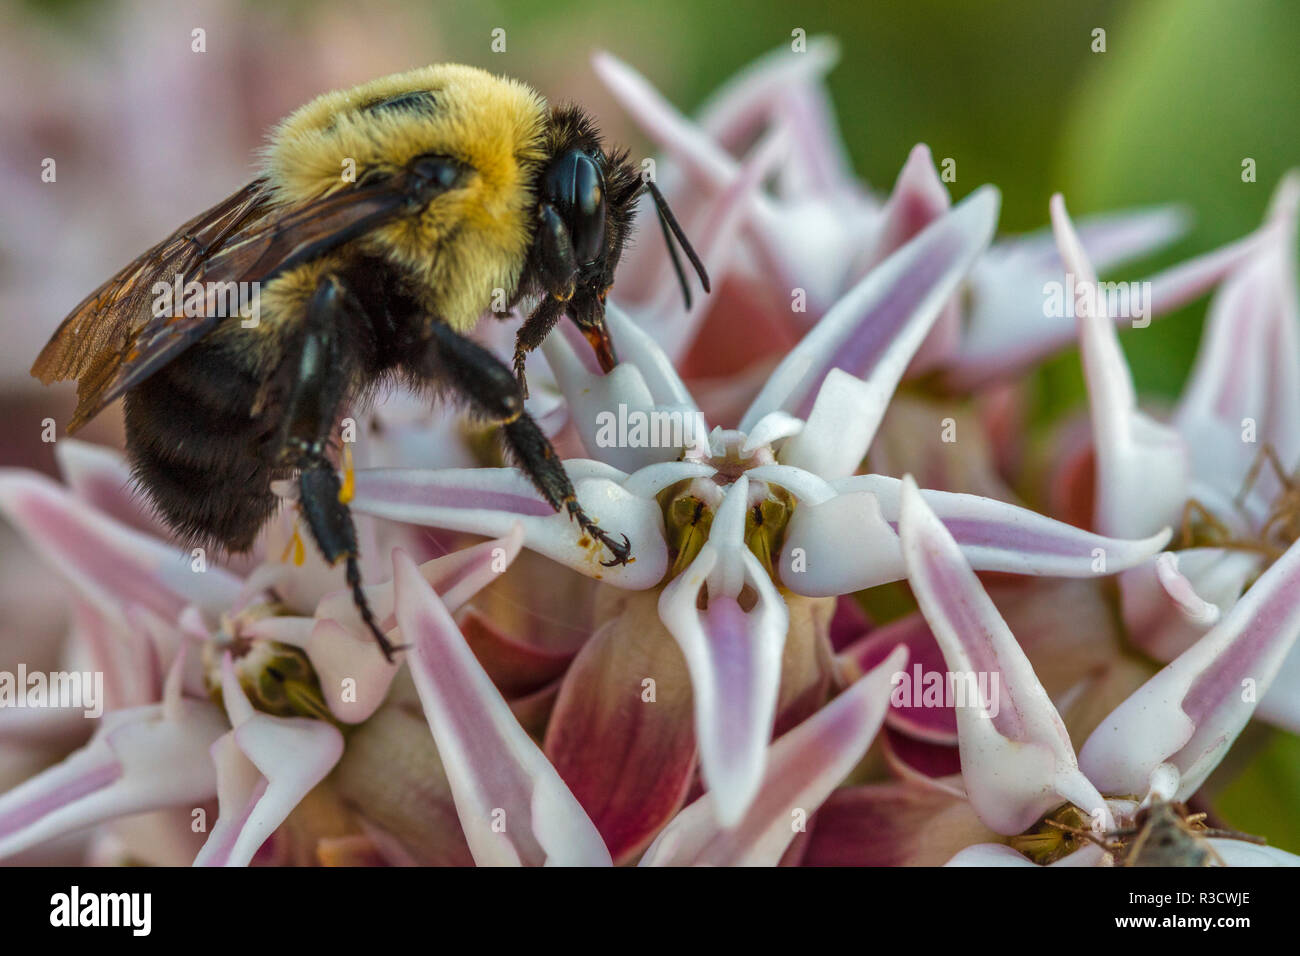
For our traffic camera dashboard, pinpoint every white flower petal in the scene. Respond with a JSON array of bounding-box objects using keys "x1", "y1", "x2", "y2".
[
  {"x1": 1209, "y1": 839, "x2": 1300, "y2": 866},
  {"x1": 193, "y1": 653, "x2": 344, "y2": 867},
  {"x1": 393, "y1": 550, "x2": 611, "y2": 866},
  {"x1": 0, "y1": 701, "x2": 226, "y2": 860},
  {"x1": 641, "y1": 645, "x2": 905, "y2": 866},
  {"x1": 740, "y1": 186, "x2": 1000, "y2": 433},
  {"x1": 944, "y1": 843, "x2": 1040, "y2": 867},
  {"x1": 1079, "y1": 538, "x2": 1300, "y2": 798},
  {"x1": 348, "y1": 466, "x2": 668, "y2": 589},
  {"x1": 1052, "y1": 195, "x2": 1192, "y2": 536},
  {"x1": 899, "y1": 475, "x2": 1110, "y2": 835}
]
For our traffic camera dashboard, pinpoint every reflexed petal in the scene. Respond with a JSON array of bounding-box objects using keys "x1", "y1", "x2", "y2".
[
  {"x1": 1051, "y1": 195, "x2": 1191, "y2": 536},
  {"x1": 658, "y1": 478, "x2": 788, "y2": 825},
  {"x1": 593, "y1": 51, "x2": 735, "y2": 186},
  {"x1": 944, "y1": 210, "x2": 1261, "y2": 391},
  {"x1": 740, "y1": 186, "x2": 1000, "y2": 433},
  {"x1": 800, "y1": 782, "x2": 1002, "y2": 866},
  {"x1": 857, "y1": 144, "x2": 950, "y2": 274},
  {"x1": 637, "y1": 127, "x2": 792, "y2": 350},
  {"x1": 544, "y1": 592, "x2": 697, "y2": 863},
  {"x1": 194, "y1": 654, "x2": 344, "y2": 867},
  {"x1": 1080, "y1": 538, "x2": 1300, "y2": 798},
  {"x1": 898, "y1": 475, "x2": 1110, "y2": 835},
  {"x1": 393, "y1": 550, "x2": 611, "y2": 866},
  {"x1": 1176, "y1": 175, "x2": 1300, "y2": 480},
  {"x1": 0, "y1": 470, "x2": 244, "y2": 619},
  {"x1": 882, "y1": 728, "x2": 964, "y2": 789},
  {"x1": 55, "y1": 439, "x2": 170, "y2": 540},
  {"x1": 997, "y1": 205, "x2": 1189, "y2": 274},
  {"x1": 279, "y1": 526, "x2": 527, "y2": 723},
  {"x1": 641, "y1": 646, "x2": 905, "y2": 866},
  {"x1": 348, "y1": 466, "x2": 668, "y2": 589},
  {"x1": 0, "y1": 700, "x2": 227, "y2": 860},
  {"x1": 839, "y1": 613, "x2": 956, "y2": 743},
  {"x1": 695, "y1": 35, "x2": 840, "y2": 164}
]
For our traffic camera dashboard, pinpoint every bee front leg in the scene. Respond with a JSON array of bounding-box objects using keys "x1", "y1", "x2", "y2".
[
  {"x1": 280, "y1": 275, "x2": 403, "y2": 662},
  {"x1": 511, "y1": 293, "x2": 566, "y2": 399},
  {"x1": 415, "y1": 320, "x2": 632, "y2": 567}
]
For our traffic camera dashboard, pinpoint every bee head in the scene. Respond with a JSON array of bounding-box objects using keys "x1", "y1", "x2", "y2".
[
  {"x1": 532, "y1": 140, "x2": 639, "y2": 369},
  {"x1": 531, "y1": 107, "x2": 706, "y2": 372}
]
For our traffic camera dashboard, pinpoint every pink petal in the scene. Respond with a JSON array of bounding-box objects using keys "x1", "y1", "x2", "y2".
[
  {"x1": 898, "y1": 475, "x2": 1110, "y2": 835},
  {"x1": 657, "y1": 477, "x2": 788, "y2": 826},
  {"x1": 1120, "y1": 550, "x2": 1260, "y2": 661},
  {"x1": 641, "y1": 646, "x2": 906, "y2": 866},
  {"x1": 857, "y1": 143, "x2": 950, "y2": 274},
  {"x1": 1051, "y1": 195, "x2": 1191, "y2": 537},
  {"x1": 801, "y1": 781, "x2": 1000, "y2": 866},
  {"x1": 543, "y1": 596, "x2": 697, "y2": 863},
  {"x1": 741, "y1": 186, "x2": 1000, "y2": 436},
  {"x1": 839, "y1": 613, "x2": 957, "y2": 742},
  {"x1": 348, "y1": 466, "x2": 668, "y2": 589},
  {"x1": 0, "y1": 470, "x2": 244, "y2": 620},
  {"x1": 280, "y1": 525, "x2": 528, "y2": 723},
  {"x1": 1176, "y1": 175, "x2": 1300, "y2": 479},
  {"x1": 393, "y1": 549, "x2": 611, "y2": 866},
  {"x1": 193, "y1": 655, "x2": 343, "y2": 867},
  {"x1": 0, "y1": 700, "x2": 227, "y2": 859},
  {"x1": 55, "y1": 439, "x2": 171, "y2": 540},
  {"x1": 778, "y1": 473, "x2": 1170, "y2": 598},
  {"x1": 944, "y1": 210, "x2": 1262, "y2": 391},
  {"x1": 1079, "y1": 537, "x2": 1300, "y2": 799},
  {"x1": 695, "y1": 36, "x2": 840, "y2": 169}
]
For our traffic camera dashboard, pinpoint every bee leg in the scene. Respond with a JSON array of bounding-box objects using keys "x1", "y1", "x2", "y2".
[
  {"x1": 418, "y1": 320, "x2": 632, "y2": 567},
  {"x1": 282, "y1": 275, "x2": 403, "y2": 662},
  {"x1": 296, "y1": 460, "x2": 403, "y2": 661},
  {"x1": 511, "y1": 294, "x2": 566, "y2": 399}
]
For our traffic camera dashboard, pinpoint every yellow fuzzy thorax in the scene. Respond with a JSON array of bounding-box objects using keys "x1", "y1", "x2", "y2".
[{"x1": 260, "y1": 64, "x2": 549, "y2": 331}]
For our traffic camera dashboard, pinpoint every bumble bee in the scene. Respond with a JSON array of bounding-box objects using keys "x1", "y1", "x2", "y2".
[{"x1": 32, "y1": 63, "x2": 708, "y2": 660}]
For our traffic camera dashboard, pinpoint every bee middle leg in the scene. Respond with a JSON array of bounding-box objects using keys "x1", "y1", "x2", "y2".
[
  {"x1": 280, "y1": 275, "x2": 402, "y2": 661},
  {"x1": 416, "y1": 320, "x2": 631, "y2": 566}
]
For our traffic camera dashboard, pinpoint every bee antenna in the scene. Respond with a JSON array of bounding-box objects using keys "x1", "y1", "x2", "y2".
[{"x1": 644, "y1": 180, "x2": 711, "y2": 309}]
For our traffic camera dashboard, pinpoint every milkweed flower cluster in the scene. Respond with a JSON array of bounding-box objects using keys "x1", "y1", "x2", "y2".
[{"x1": 2, "y1": 39, "x2": 1298, "y2": 867}]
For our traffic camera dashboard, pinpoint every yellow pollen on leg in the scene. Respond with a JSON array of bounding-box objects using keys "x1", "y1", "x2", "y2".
[
  {"x1": 339, "y1": 442, "x2": 355, "y2": 504},
  {"x1": 281, "y1": 522, "x2": 307, "y2": 568}
]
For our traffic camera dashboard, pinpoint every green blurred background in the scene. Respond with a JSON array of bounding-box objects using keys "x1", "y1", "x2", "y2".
[{"x1": 11, "y1": 0, "x2": 1300, "y2": 847}]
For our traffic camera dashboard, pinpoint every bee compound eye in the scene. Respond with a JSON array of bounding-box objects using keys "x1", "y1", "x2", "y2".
[{"x1": 542, "y1": 150, "x2": 607, "y2": 266}]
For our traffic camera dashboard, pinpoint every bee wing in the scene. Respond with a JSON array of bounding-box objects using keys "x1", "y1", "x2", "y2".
[{"x1": 33, "y1": 176, "x2": 413, "y2": 431}]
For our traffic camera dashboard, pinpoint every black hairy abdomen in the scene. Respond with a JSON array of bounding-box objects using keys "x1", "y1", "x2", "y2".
[
  {"x1": 122, "y1": 258, "x2": 422, "y2": 554},
  {"x1": 124, "y1": 340, "x2": 283, "y2": 553}
]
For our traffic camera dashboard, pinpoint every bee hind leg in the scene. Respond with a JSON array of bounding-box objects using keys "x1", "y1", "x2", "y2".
[
  {"x1": 296, "y1": 460, "x2": 404, "y2": 662},
  {"x1": 416, "y1": 320, "x2": 632, "y2": 567},
  {"x1": 282, "y1": 275, "x2": 403, "y2": 662}
]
